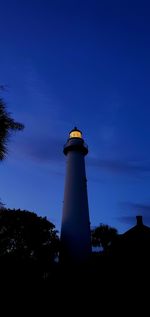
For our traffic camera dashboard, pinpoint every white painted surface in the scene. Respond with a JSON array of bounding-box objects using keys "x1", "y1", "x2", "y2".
[{"x1": 61, "y1": 137, "x2": 91, "y2": 263}]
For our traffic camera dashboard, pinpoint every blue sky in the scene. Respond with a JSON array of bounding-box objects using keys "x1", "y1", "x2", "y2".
[{"x1": 1, "y1": 0, "x2": 150, "y2": 233}]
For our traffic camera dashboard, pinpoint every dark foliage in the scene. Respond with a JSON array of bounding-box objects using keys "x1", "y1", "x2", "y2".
[
  {"x1": 91, "y1": 223, "x2": 118, "y2": 252},
  {"x1": 0, "y1": 208, "x2": 59, "y2": 281},
  {"x1": 0, "y1": 97, "x2": 24, "y2": 160}
]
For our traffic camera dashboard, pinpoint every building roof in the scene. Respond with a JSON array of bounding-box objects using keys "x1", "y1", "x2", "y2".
[{"x1": 121, "y1": 216, "x2": 150, "y2": 240}]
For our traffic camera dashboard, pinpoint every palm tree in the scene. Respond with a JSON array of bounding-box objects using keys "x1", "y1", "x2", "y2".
[
  {"x1": 91, "y1": 224, "x2": 118, "y2": 252},
  {"x1": 0, "y1": 97, "x2": 24, "y2": 160}
]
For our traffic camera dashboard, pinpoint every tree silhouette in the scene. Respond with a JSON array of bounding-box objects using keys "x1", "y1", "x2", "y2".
[
  {"x1": 0, "y1": 208, "x2": 59, "y2": 280},
  {"x1": 91, "y1": 224, "x2": 118, "y2": 252},
  {"x1": 0, "y1": 95, "x2": 24, "y2": 160}
]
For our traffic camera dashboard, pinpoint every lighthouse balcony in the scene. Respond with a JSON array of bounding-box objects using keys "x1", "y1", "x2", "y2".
[{"x1": 63, "y1": 138, "x2": 88, "y2": 155}]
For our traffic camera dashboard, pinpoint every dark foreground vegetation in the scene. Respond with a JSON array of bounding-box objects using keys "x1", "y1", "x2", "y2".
[{"x1": 0, "y1": 207, "x2": 149, "y2": 291}]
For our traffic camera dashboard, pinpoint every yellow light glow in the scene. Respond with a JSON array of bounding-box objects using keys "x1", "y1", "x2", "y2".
[{"x1": 69, "y1": 131, "x2": 82, "y2": 138}]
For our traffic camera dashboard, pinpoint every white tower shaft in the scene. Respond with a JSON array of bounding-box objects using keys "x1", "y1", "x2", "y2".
[{"x1": 61, "y1": 129, "x2": 91, "y2": 264}]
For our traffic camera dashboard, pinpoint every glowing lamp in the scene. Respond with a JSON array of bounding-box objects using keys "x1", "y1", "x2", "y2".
[{"x1": 69, "y1": 127, "x2": 82, "y2": 139}]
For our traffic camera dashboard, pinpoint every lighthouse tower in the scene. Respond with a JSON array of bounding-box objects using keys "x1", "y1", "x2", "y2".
[{"x1": 60, "y1": 127, "x2": 91, "y2": 264}]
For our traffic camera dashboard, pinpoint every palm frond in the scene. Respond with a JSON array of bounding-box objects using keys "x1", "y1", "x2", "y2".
[{"x1": 0, "y1": 98, "x2": 24, "y2": 161}]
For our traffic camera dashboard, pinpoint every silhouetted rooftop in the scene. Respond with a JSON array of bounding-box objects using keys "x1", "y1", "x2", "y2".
[{"x1": 122, "y1": 215, "x2": 150, "y2": 238}]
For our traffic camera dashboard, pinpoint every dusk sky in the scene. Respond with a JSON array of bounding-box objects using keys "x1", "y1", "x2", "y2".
[{"x1": 1, "y1": 0, "x2": 150, "y2": 233}]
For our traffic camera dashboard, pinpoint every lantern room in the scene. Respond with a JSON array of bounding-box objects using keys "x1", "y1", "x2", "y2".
[{"x1": 69, "y1": 127, "x2": 82, "y2": 139}]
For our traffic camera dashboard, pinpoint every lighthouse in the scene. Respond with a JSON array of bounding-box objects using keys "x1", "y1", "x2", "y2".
[{"x1": 60, "y1": 127, "x2": 91, "y2": 264}]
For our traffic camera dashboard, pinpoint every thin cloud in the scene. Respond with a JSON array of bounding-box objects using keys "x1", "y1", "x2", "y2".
[
  {"x1": 12, "y1": 134, "x2": 64, "y2": 163},
  {"x1": 88, "y1": 157, "x2": 150, "y2": 176},
  {"x1": 118, "y1": 202, "x2": 150, "y2": 226},
  {"x1": 120, "y1": 202, "x2": 150, "y2": 214}
]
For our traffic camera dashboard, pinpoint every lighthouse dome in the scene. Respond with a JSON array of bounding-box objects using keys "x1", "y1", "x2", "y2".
[{"x1": 69, "y1": 127, "x2": 82, "y2": 139}]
